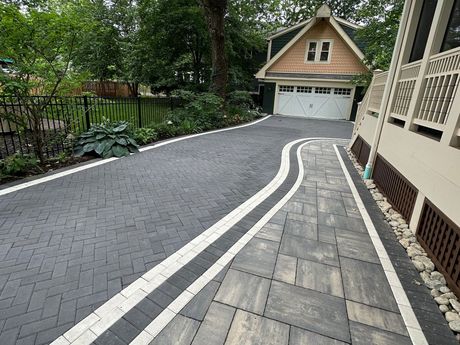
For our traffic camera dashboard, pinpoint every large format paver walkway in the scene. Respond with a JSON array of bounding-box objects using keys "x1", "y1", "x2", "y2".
[
  {"x1": 0, "y1": 117, "x2": 456, "y2": 345},
  {"x1": 137, "y1": 141, "x2": 414, "y2": 345}
]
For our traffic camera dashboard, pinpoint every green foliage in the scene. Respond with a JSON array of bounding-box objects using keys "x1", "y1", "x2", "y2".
[
  {"x1": 168, "y1": 91, "x2": 225, "y2": 130},
  {"x1": 0, "y1": 153, "x2": 40, "y2": 177},
  {"x1": 355, "y1": 0, "x2": 404, "y2": 70},
  {"x1": 176, "y1": 119, "x2": 202, "y2": 135},
  {"x1": 227, "y1": 91, "x2": 254, "y2": 109},
  {"x1": 150, "y1": 123, "x2": 179, "y2": 140},
  {"x1": 0, "y1": 2, "x2": 90, "y2": 96},
  {"x1": 133, "y1": 127, "x2": 158, "y2": 145},
  {"x1": 74, "y1": 120, "x2": 139, "y2": 158}
]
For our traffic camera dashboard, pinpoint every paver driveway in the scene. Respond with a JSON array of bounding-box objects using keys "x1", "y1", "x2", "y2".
[{"x1": 0, "y1": 116, "x2": 352, "y2": 344}]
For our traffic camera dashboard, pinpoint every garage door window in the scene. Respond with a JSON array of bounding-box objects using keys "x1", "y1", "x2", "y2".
[
  {"x1": 315, "y1": 87, "x2": 331, "y2": 94},
  {"x1": 279, "y1": 85, "x2": 294, "y2": 92},
  {"x1": 297, "y1": 86, "x2": 312, "y2": 93},
  {"x1": 334, "y1": 88, "x2": 352, "y2": 95}
]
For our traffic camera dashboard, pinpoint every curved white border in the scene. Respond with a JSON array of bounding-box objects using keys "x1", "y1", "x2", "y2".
[
  {"x1": 51, "y1": 137, "x2": 346, "y2": 345},
  {"x1": 0, "y1": 116, "x2": 272, "y2": 197}
]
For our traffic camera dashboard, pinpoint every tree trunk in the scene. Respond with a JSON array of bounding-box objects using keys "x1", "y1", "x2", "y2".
[{"x1": 200, "y1": 0, "x2": 228, "y2": 99}]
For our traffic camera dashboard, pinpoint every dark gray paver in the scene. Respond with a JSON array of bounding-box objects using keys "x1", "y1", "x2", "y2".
[
  {"x1": 295, "y1": 258, "x2": 344, "y2": 297},
  {"x1": 265, "y1": 280, "x2": 350, "y2": 343},
  {"x1": 341, "y1": 257, "x2": 400, "y2": 313},
  {"x1": 0, "y1": 118, "x2": 353, "y2": 343},
  {"x1": 280, "y1": 234, "x2": 340, "y2": 267},
  {"x1": 190, "y1": 302, "x2": 234, "y2": 345},
  {"x1": 349, "y1": 321, "x2": 412, "y2": 345},
  {"x1": 214, "y1": 269, "x2": 271, "y2": 315},
  {"x1": 149, "y1": 314, "x2": 199, "y2": 345},
  {"x1": 225, "y1": 309, "x2": 289, "y2": 345},
  {"x1": 289, "y1": 326, "x2": 348, "y2": 345}
]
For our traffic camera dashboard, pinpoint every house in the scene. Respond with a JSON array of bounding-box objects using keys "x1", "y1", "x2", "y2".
[
  {"x1": 255, "y1": 4, "x2": 368, "y2": 120},
  {"x1": 351, "y1": 0, "x2": 460, "y2": 295}
]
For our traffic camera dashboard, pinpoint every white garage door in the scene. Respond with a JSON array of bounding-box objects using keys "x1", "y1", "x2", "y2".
[{"x1": 277, "y1": 85, "x2": 353, "y2": 120}]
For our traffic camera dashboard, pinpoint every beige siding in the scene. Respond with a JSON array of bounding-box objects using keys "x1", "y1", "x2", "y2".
[{"x1": 268, "y1": 21, "x2": 367, "y2": 75}]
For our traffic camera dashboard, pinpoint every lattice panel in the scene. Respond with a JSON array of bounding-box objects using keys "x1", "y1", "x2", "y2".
[
  {"x1": 350, "y1": 136, "x2": 370, "y2": 167},
  {"x1": 373, "y1": 154, "x2": 418, "y2": 221},
  {"x1": 391, "y1": 80, "x2": 416, "y2": 117},
  {"x1": 417, "y1": 200, "x2": 460, "y2": 296}
]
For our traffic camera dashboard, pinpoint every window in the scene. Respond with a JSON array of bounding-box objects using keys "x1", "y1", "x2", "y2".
[
  {"x1": 320, "y1": 41, "x2": 331, "y2": 61},
  {"x1": 334, "y1": 88, "x2": 352, "y2": 95},
  {"x1": 279, "y1": 85, "x2": 294, "y2": 92},
  {"x1": 409, "y1": 0, "x2": 438, "y2": 62},
  {"x1": 305, "y1": 40, "x2": 333, "y2": 63},
  {"x1": 297, "y1": 86, "x2": 312, "y2": 93},
  {"x1": 315, "y1": 87, "x2": 331, "y2": 94},
  {"x1": 441, "y1": 0, "x2": 460, "y2": 52},
  {"x1": 307, "y1": 42, "x2": 317, "y2": 61}
]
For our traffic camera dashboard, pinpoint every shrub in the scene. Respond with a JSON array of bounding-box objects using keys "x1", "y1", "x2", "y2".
[
  {"x1": 176, "y1": 119, "x2": 202, "y2": 135},
  {"x1": 150, "y1": 122, "x2": 178, "y2": 140},
  {"x1": 0, "y1": 153, "x2": 41, "y2": 177},
  {"x1": 134, "y1": 127, "x2": 158, "y2": 145},
  {"x1": 74, "y1": 120, "x2": 138, "y2": 158},
  {"x1": 227, "y1": 90, "x2": 254, "y2": 110},
  {"x1": 169, "y1": 90, "x2": 224, "y2": 130}
]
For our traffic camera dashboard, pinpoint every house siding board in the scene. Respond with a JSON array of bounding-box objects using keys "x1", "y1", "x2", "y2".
[
  {"x1": 268, "y1": 21, "x2": 367, "y2": 75},
  {"x1": 270, "y1": 28, "x2": 303, "y2": 59}
]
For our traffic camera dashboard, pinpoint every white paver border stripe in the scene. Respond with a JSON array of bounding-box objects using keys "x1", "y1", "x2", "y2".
[
  {"x1": 129, "y1": 139, "x2": 347, "y2": 344},
  {"x1": 51, "y1": 137, "x2": 345, "y2": 345},
  {"x1": 0, "y1": 115, "x2": 272, "y2": 197},
  {"x1": 333, "y1": 144, "x2": 428, "y2": 345}
]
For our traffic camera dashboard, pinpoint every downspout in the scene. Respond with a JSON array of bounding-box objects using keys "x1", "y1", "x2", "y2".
[{"x1": 363, "y1": 0, "x2": 413, "y2": 179}]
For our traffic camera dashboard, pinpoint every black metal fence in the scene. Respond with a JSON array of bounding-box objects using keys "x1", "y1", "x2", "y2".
[{"x1": 0, "y1": 95, "x2": 179, "y2": 159}]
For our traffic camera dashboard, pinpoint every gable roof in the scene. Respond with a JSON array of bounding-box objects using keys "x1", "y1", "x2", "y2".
[{"x1": 257, "y1": 4, "x2": 368, "y2": 79}]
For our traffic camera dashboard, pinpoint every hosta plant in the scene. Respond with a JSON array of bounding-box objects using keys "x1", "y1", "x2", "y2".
[{"x1": 74, "y1": 120, "x2": 139, "y2": 158}]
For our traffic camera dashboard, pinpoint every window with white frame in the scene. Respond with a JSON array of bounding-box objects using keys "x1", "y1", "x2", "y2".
[
  {"x1": 297, "y1": 86, "x2": 312, "y2": 93},
  {"x1": 334, "y1": 88, "x2": 352, "y2": 95},
  {"x1": 305, "y1": 39, "x2": 333, "y2": 63},
  {"x1": 315, "y1": 87, "x2": 332, "y2": 94},
  {"x1": 279, "y1": 85, "x2": 295, "y2": 92}
]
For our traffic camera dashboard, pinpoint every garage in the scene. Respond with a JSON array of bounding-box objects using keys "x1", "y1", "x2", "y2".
[{"x1": 276, "y1": 85, "x2": 354, "y2": 120}]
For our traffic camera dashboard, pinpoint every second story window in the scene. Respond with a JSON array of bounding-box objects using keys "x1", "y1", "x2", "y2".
[{"x1": 305, "y1": 39, "x2": 333, "y2": 63}]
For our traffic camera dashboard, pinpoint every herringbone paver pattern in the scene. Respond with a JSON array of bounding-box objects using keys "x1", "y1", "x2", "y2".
[{"x1": 0, "y1": 117, "x2": 352, "y2": 344}]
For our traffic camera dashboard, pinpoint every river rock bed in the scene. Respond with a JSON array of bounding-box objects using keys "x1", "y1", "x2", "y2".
[{"x1": 346, "y1": 148, "x2": 460, "y2": 341}]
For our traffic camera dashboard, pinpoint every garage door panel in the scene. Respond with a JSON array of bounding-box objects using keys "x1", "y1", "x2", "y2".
[{"x1": 277, "y1": 85, "x2": 352, "y2": 120}]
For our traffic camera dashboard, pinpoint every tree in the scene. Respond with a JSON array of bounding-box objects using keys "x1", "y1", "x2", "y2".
[
  {"x1": 0, "y1": 2, "x2": 88, "y2": 161},
  {"x1": 137, "y1": 0, "x2": 210, "y2": 93},
  {"x1": 355, "y1": 0, "x2": 404, "y2": 70},
  {"x1": 200, "y1": 0, "x2": 228, "y2": 98}
]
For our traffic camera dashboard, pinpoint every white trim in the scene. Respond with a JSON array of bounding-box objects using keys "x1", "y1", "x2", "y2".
[
  {"x1": 329, "y1": 16, "x2": 365, "y2": 61},
  {"x1": 334, "y1": 17, "x2": 361, "y2": 29},
  {"x1": 50, "y1": 137, "x2": 344, "y2": 345},
  {"x1": 267, "y1": 19, "x2": 312, "y2": 40},
  {"x1": 267, "y1": 16, "x2": 361, "y2": 41},
  {"x1": 256, "y1": 18, "x2": 317, "y2": 79},
  {"x1": 333, "y1": 145, "x2": 428, "y2": 345},
  {"x1": 256, "y1": 16, "x2": 367, "y2": 79},
  {"x1": 304, "y1": 39, "x2": 334, "y2": 63},
  {"x1": 0, "y1": 116, "x2": 272, "y2": 198}
]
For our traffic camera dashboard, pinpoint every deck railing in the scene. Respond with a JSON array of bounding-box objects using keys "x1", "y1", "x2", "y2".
[
  {"x1": 414, "y1": 47, "x2": 460, "y2": 132},
  {"x1": 390, "y1": 61, "x2": 421, "y2": 120},
  {"x1": 368, "y1": 71, "x2": 389, "y2": 113}
]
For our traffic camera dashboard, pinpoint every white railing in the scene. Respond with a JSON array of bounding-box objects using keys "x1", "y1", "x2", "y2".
[
  {"x1": 415, "y1": 47, "x2": 460, "y2": 131},
  {"x1": 390, "y1": 61, "x2": 421, "y2": 119},
  {"x1": 368, "y1": 71, "x2": 389, "y2": 113}
]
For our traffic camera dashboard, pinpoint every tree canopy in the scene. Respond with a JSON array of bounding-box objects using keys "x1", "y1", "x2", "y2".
[{"x1": 0, "y1": 0, "x2": 404, "y2": 95}]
